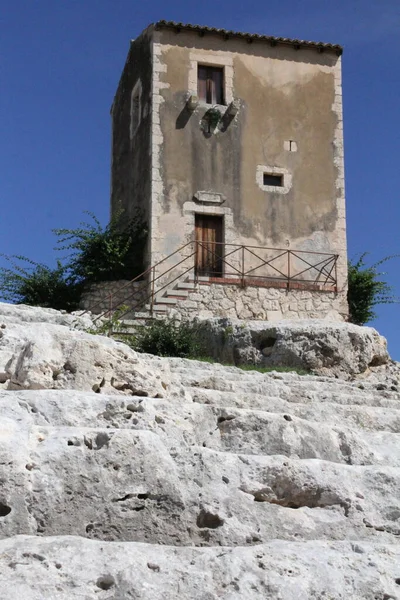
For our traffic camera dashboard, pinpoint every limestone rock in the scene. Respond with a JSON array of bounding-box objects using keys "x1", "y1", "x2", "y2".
[
  {"x1": 197, "y1": 318, "x2": 389, "y2": 378},
  {"x1": 0, "y1": 300, "x2": 96, "y2": 329},
  {"x1": 0, "y1": 312, "x2": 167, "y2": 397},
  {"x1": 2, "y1": 536, "x2": 400, "y2": 599},
  {"x1": 0, "y1": 303, "x2": 399, "y2": 598}
]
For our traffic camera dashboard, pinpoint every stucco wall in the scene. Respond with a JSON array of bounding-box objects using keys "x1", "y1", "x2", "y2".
[{"x1": 149, "y1": 29, "x2": 347, "y2": 312}]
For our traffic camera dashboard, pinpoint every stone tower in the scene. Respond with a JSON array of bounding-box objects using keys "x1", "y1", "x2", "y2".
[{"x1": 109, "y1": 21, "x2": 348, "y2": 321}]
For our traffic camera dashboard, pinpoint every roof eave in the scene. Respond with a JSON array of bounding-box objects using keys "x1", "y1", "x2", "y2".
[{"x1": 154, "y1": 20, "x2": 343, "y2": 56}]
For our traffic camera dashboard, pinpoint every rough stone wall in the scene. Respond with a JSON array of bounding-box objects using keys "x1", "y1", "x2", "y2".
[
  {"x1": 80, "y1": 281, "x2": 148, "y2": 315},
  {"x1": 79, "y1": 278, "x2": 345, "y2": 321},
  {"x1": 168, "y1": 283, "x2": 346, "y2": 322}
]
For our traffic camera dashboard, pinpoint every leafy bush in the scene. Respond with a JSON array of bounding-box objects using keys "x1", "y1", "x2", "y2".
[
  {"x1": 129, "y1": 319, "x2": 204, "y2": 358},
  {"x1": 55, "y1": 210, "x2": 147, "y2": 283},
  {"x1": 347, "y1": 253, "x2": 398, "y2": 325},
  {"x1": 0, "y1": 210, "x2": 147, "y2": 311},
  {"x1": 0, "y1": 257, "x2": 82, "y2": 311}
]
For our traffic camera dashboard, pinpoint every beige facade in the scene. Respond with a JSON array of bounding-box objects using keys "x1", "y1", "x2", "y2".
[{"x1": 110, "y1": 21, "x2": 348, "y2": 320}]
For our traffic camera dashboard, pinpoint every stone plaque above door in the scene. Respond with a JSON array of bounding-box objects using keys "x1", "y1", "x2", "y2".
[{"x1": 193, "y1": 191, "x2": 226, "y2": 205}]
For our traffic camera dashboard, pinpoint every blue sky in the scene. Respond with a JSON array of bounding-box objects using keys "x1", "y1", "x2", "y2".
[{"x1": 1, "y1": 0, "x2": 399, "y2": 358}]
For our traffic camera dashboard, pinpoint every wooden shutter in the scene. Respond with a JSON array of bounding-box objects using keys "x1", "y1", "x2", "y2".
[
  {"x1": 198, "y1": 66, "x2": 224, "y2": 104},
  {"x1": 211, "y1": 68, "x2": 223, "y2": 104},
  {"x1": 198, "y1": 66, "x2": 208, "y2": 102}
]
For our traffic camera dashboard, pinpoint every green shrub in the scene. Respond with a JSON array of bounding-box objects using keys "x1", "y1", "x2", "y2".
[
  {"x1": 55, "y1": 210, "x2": 147, "y2": 284},
  {"x1": 0, "y1": 210, "x2": 147, "y2": 311},
  {"x1": 0, "y1": 257, "x2": 82, "y2": 311},
  {"x1": 128, "y1": 319, "x2": 204, "y2": 358},
  {"x1": 347, "y1": 253, "x2": 398, "y2": 325}
]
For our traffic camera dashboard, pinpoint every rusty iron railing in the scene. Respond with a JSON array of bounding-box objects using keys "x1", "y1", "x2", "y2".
[
  {"x1": 194, "y1": 242, "x2": 338, "y2": 288},
  {"x1": 81, "y1": 242, "x2": 339, "y2": 325}
]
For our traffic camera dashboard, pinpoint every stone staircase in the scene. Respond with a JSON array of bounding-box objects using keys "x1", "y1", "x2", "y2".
[
  {"x1": 116, "y1": 275, "x2": 211, "y2": 332},
  {"x1": 151, "y1": 275, "x2": 210, "y2": 313}
]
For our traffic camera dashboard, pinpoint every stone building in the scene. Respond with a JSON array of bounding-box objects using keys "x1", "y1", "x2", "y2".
[{"x1": 104, "y1": 20, "x2": 347, "y2": 321}]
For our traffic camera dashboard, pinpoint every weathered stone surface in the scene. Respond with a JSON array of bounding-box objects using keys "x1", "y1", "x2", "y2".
[
  {"x1": 0, "y1": 304, "x2": 399, "y2": 598},
  {"x1": 197, "y1": 318, "x2": 389, "y2": 377},
  {"x1": 0, "y1": 300, "x2": 94, "y2": 328},
  {"x1": 2, "y1": 536, "x2": 400, "y2": 599},
  {"x1": 0, "y1": 306, "x2": 167, "y2": 397}
]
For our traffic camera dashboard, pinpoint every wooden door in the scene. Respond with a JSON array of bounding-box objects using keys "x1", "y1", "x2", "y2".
[{"x1": 195, "y1": 215, "x2": 224, "y2": 277}]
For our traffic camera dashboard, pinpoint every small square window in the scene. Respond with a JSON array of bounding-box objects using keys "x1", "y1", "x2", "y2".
[
  {"x1": 198, "y1": 65, "x2": 224, "y2": 105},
  {"x1": 263, "y1": 173, "x2": 283, "y2": 187},
  {"x1": 256, "y1": 165, "x2": 291, "y2": 194}
]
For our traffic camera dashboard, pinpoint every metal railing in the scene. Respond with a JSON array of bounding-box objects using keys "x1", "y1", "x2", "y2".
[
  {"x1": 80, "y1": 241, "x2": 194, "y2": 324},
  {"x1": 194, "y1": 242, "x2": 338, "y2": 287},
  {"x1": 82, "y1": 241, "x2": 338, "y2": 324}
]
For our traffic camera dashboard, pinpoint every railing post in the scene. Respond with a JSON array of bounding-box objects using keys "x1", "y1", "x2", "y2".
[
  {"x1": 150, "y1": 266, "x2": 155, "y2": 316},
  {"x1": 334, "y1": 255, "x2": 338, "y2": 294},
  {"x1": 241, "y1": 245, "x2": 245, "y2": 287},
  {"x1": 195, "y1": 240, "x2": 198, "y2": 285},
  {"x1": 287, "y1": 250, "x2": 291, "y2": 291}
]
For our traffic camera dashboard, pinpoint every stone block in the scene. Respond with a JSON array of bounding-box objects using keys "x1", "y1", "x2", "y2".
[
  {"x1": 266, "y1": 309, "x2": 283, "y2": 322},
  {"x1": 180, "y1": 300, "x2": 198, "y2": 310}
]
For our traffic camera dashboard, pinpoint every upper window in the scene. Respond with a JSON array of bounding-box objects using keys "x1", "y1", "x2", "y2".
[{"x1": 198, "y1": 66, "x2": 224, "y2": 105}]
